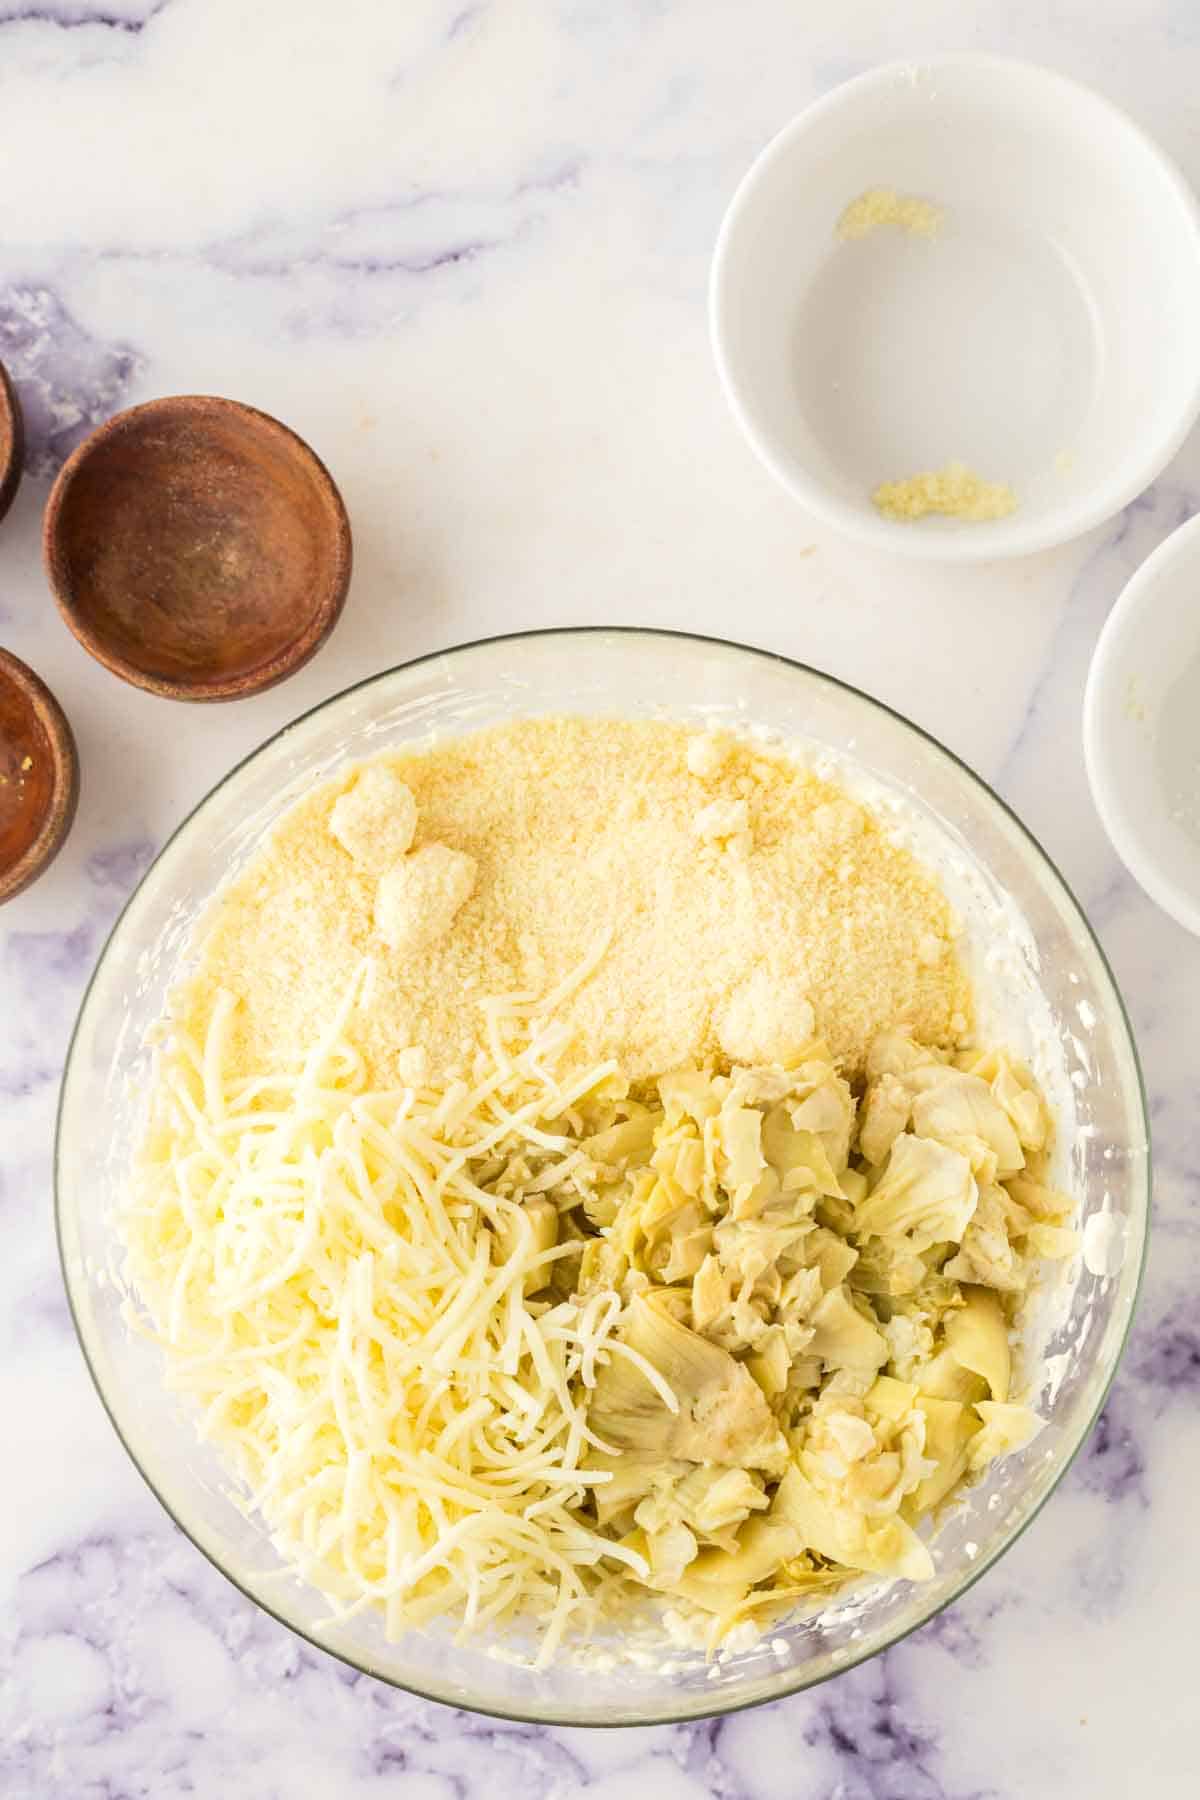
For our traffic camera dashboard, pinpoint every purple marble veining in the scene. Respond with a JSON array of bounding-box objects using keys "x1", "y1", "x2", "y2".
[
  {"x1": 0, "y1": 284, "x2": 142, "y2": 476},
  {"x1": 1128, "y1": 1303, "x2": 1200, "y2": 1397},
  {"x1": 0, "y1": 0, "x2": 164, "y2": 32},
  {"x1": 1068, "y1": 1389, "x2": 1146, "y2": 1505},
  {"x1": 212, "y1": 167, "x2": 582, "y2": 285},
  {"x1": 0, "y1": 922, "x2": 97, "y2": 1098},
  {"x1": 2, "y1": 1522, "x2": 1016, "y2": 1800},
  {"x1": 799, "y1": 1652, "x2": 995, "y2": 1800},
  {"x1": 912, "y1": 1602, "x2": 995, "y2": 1673},
  {"x1": 86, "y1": 838, "x2": 157, "y2": 900}
]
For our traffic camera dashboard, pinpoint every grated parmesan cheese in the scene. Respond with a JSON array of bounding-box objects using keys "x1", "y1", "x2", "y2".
[{"x1": 182, "y1": 719, "x2": 972, "y2": 1088}]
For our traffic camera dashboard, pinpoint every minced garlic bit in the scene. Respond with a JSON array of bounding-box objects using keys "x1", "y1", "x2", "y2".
[
  {"x1": 837, "y1": 186, "x2": 943, "y2": 241},
  {"x1": 872, "y1": 462, "x2": 1017, "y2": 524}
]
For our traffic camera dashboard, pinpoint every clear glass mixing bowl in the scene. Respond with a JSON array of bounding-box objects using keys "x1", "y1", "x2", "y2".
[{"x1": 56, "y1": 629, "x2": 1148, "y2": 1726}]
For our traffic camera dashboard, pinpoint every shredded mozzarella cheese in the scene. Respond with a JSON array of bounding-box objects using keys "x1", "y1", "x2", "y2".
[{"x1": 120, "y1": 949, "x2": 648, "y2": 1665}]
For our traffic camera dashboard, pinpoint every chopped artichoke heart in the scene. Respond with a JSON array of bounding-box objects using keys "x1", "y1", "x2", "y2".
[
  {"x1": 944, "y1": 1285, "x2": 1011, "y2": 1402},
  {"x1": 763, "y1": 1107, "x2": 846, "y2": 1197},
  {"x1": 1005, "y1": 1176, "x2": 1073, "y2": 1223},
  {"x1": 857, "y1": 1073, "x2": 911, "y2": 1166},
  {"x1": 719, "y1": 1106, "x2": 767, "y2": 1188},
  {"x1": 907, "y1": 1396, "x2": 982, "y2": 1515},
  {"x1": 443, "y1": 1018, "x2": 1071, "y2": 1642},
  {"x1": 635, "y1": 1517, "x2": 700, "y2": 1587},
  {"x1": 840, "y1": 1167, "x2": 869, "y2": 1206},
  {"x1": 658, "y1": 1069, "x2": 721, "y2": 1126},
  {"x1": 586, "y1": 1451, "x2": 688, "y2": 1526},
  {"x1": 958, "y1": 1049, "x2": 1050, "y2": 1154},
  {"x1": 658, "y1": 1219, "x2": 715, "y2": 1282},
  {"x1": 911, "y1": 1070, "x2": 1025, "y2": 1180},
  {"x1": 943, "y1": 1185, "x2": 1025, "y2": 1292},
  {"x1": 584, "y1": 1108, "x2": 659, "y2": 1169},
  {"x1": 774, "y1": 1466, "x2": 934, "y2": 1581},
  {"x1": 589, "y1": 1292, "x2": 788, "y2": 1471},
  {"x1": 865, "y1": 1374, "x2": 919, "y2": 1423},
  {"x1": 806, "y1": 1226, "x2": 860, "y2": 1291},
  {"x1": 968, "y1": 1401, "x2": 1045, "y2": 1470},
  {"x1": 853, "y1": 1134, "x2": 977, "y2": 1253},
  {"x1": 786, "y1": 1076, "x2": 855, "y2": 1171},
  {"x1": 576, "y1": 1236, "x2": 629, "y2": 1298},
  {"x1": 746, "y1": 1326, "x2": 793, "y2": 1398},
  {"x1": 916, "y1": 1347, "x2": 989, "y2": 1406},
  {"x1": 493, "y1": 1195, "x2": 558, "y2": 1293},
  {"x1": 1022, "y1": 1222, "x2": 1079, "y2": 1259},
  {"x1": 670, "y1": 1514, "x2": 806, "y2": 1614},
  {"x1": 808, "y1": 1285, "x2": 889, "y2": 1372},
  {"x1": 848, "y1": 1235, "x2": 926, "y2": 1296}
]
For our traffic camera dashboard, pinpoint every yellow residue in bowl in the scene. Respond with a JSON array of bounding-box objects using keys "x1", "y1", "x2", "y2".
[
  {"x1": 872, "y1": 462, "x2": 1018, "y2": 524},
  {"x1": 837, "y1": 186, "x2": 943, "y2": 240}
]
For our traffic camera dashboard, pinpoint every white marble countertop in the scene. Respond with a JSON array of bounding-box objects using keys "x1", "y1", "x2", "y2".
[{"x1": 2, "y1": 3, "x2": 1199, "y2": 1795}]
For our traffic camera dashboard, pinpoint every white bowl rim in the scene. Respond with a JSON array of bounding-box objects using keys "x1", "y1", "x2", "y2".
[
  {"x1": 1083, "y1": 508, "x2": 1200, "y2": 937},
  {"x1": 709, "y1": 51, "x2": 1200, "y2": 563}
]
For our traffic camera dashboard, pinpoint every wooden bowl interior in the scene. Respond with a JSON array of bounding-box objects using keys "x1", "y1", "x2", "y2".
[
  {"x1": 0, "y1": 363, "x2": 23, "y2": 522},
  {"x1": 52, "y1": 409, "x2": 345, "y2": 686},
  {"x1": 0, "y1": 666, "x2": 64, "y2": 882}
]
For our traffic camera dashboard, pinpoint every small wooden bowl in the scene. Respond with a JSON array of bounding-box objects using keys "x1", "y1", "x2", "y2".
[
  {"x1": 0, "y1": 649, "x2": 80, "y2": 902},
  {"x1": 43, "y1": 395, "x2": 352, "y2": 702},
  {"x1": 0, "y1": 359, "x2": 23, "y2": 525}
]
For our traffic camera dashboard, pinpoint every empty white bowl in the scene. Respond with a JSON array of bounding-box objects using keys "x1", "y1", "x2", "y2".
[
  {"x1": 1084, "y1": 511, "x2": 1200, "y2": 936},
  {"x1": 711, "y1": 55, "x2": 1200, "y2": 560}
]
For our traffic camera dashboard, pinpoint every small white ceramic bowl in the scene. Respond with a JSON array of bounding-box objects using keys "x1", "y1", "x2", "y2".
[
  {"x1": 1084, "y1": 511, "x2": 1200, "y2": 936},
  {"x1": 711, "y1": 55, "x2": 1200, "y2": 560}
]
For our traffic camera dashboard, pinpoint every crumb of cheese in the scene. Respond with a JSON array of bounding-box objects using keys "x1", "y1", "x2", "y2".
[
  {"x1": 375, "y1": 844, "x2": 477, "y2": 954},
  {"x1": 330, "y1": 766, "x2": 418, "y2": 872},
  {"x1": 872, "y1": 462, "x2": 1017, "y2": 524},
  {"x1": 718, "y1": 967, "x2": 815, "y2": 1065},
  {"x1": 397, "y1": 1044, "x2": 429, "y2": 1086},
  {"x1": 686, "y1": 731, "x2": 727, "y2": 780},
  {"x1": 837, "y1": 187, "x2": 942, "y2": 241},
  {"x1": 693, "y1": 797, "x2": 750, "y2": 846}
]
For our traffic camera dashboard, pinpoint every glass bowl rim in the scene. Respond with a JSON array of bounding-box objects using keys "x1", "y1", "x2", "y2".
[{"x1": 54, "y1": 624, "x2": 1151, "y2": 1726}]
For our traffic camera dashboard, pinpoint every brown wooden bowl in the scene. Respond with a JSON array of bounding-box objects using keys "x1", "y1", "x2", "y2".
[
  {"x1": 43, "y1": 395, "x2": 352, "y2": 701},
  {"x1": 0, "y1": 359, "x2": 23, "y2": 525},
  {"x1": 0, "y1": 648, "x2": 79, "y2": 902}
]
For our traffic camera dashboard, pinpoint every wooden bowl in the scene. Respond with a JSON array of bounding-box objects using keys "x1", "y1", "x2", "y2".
[
  {"x1": 0, "y1": 359, "x2": 23, "y2": 525},
  {"x1": 43, "y1": 395, "x2": 352, "y2": 701},
  {"x1": 0, "y1": 649, "x2": 79, "y2": 902}
]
